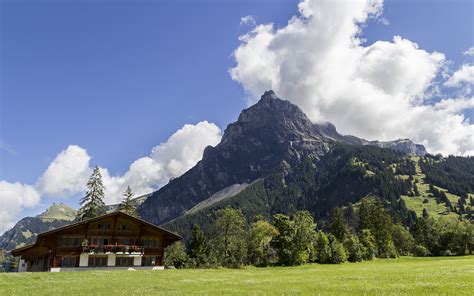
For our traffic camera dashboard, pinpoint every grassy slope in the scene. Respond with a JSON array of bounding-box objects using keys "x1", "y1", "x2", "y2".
[
  {"x1": 400, "y1": 156, "x2": 461, "y2": 221},
  {"x1": 1, "y1": 257, "x2": 473, "y2": 295}
]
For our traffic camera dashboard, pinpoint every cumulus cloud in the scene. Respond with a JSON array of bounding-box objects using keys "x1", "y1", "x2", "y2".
[
  {"x1": 36, "y1": 145, "x2": 92, "y2": 197},
  {"x1": 464, "y1": 47, "x2": 474, "y2": 56},
  {"x1": 230, "y1": 0, "x2": 474, "y2": 156},
  {"x1": 240, "y1": 15, "x2": 256, "y2": 26},
  {"x1": 444, "y1": 64, "x2": 474, "y2": 87},
  {"x1": 100, "y1": 121, "x2": 222, "y2": 204},
  {"x1": 0, "y1": 181, "x2": 40, "y2": 233}
]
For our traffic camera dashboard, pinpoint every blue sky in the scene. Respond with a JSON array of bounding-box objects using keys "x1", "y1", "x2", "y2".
[{"x1": 1, "y1": 0, "x2": 473, "y2": 230}]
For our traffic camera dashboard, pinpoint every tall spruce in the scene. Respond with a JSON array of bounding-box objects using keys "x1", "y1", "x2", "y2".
[
  {"x1": 119, "y1": 186, "x2": 138, "y2": 217},
  {"x1": 77, "y1": 166, "x2": 106, "y2": 221},
  {"x1": 187, "y1": 224, "x2": 208, "y2": 267}
]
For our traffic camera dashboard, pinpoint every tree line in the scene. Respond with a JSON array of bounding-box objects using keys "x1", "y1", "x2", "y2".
[{"x1": 163, "y1": 197, "x2": 474, "y2": 269}]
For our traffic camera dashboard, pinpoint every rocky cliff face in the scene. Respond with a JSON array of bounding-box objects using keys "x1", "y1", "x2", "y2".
[
  {"x1": 139, "y1": 91, "x2": 334, "y2": 225},
  {"x1": 366, "y1": 139, "x2": 427, "y2": 156},
  {"x1": 139, "y1": 91, "x2": 427, "y2": 226}
]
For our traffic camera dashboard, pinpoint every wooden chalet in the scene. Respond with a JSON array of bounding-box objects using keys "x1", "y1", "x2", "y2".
[{"x1": 11, "y1": 211, "x2": 181, "y2": 272}]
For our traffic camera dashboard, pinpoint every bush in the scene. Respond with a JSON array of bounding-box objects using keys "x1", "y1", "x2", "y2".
[
  {"x1": 344, "y1": 235, "x2": 364, "y2": 262},
  {"x1": 164, "y1": 241, "x2": 188, "y2": 268},
  {"x1": 413, "y1": 245, "x2": 430, "y2": 257}
]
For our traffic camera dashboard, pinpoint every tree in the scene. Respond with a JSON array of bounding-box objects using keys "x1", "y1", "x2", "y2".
[
  {"x1": 358, "y1": 197, "x2": 397, "y2": 258},
  {"x1": 330, "y1": 207, "x2": 347, "y2": 242},
  {"x1": 391, "y1": 224, "x2": 414, "y2": 256},
  {"x1": 291, "y1": 211, "x2": 318, "y2": 265},
  {"x1": 118, "y1": 186, "x2": 138, "y2": 217},
  {"x1": 77, "y1": 166, "x2": 106, "y2": 221},
  {"x1": 164, "y1": 241, "x2": 188, "y2": 268},
  {"x1": 187, "y1": 224, "x2": 208, "y2": 267},
  {"x1": 248, "y1": 220, "x2": 279, "y2": 266},
  {"x1": 315, "y1": 231, "x2": 331, "y2": 264},
  {"x1": 273, "y1": 214, "x2": 296, "y2": 265},
  {"x1": 209, "y1": 207, "x2": 247, "y2": 267},
  {"x1": 328, "y1": 234, "x2": 347, "y2": 264},
  {"x1": 344, "y1": 235, "x2": 364, "y2": 262},
  {"x1": 359, "y1": 229, "x2": 376, "y2": 260}
]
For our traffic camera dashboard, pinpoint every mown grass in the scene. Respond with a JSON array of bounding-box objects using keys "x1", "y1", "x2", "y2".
[{"x1": 1, "y1": 256, "x2": 473, "y2": 295}]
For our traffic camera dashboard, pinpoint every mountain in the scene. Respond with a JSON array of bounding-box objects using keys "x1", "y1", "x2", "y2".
[
  {"x1": 0, "y1": 203, "x2": 76, "y2": 252},
  {"x1": 366, "y1": 139, "x2": 427, "y2": 156},
  {"x1": 139, "y1": 91, "x2": 439, "y2": 233}
]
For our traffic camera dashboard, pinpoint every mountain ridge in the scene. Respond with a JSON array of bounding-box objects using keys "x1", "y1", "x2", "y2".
[{"x1": 139, "y1": 91, "x2": 428, "y2": 227}]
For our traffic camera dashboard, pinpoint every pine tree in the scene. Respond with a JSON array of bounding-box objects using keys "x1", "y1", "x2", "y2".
[
  {"x1": 77, "y1": 166, "x2": 106, "y2": 221},
  {"x1": 187, "y1": 224, "x2": 209, "y2": 267},
  {"x1": 119, "y1": 186, "x2": 138, "y2": 217}
]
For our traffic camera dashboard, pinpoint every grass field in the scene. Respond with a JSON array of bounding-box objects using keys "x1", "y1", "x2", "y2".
[{"x1": 1, "y1": 256, "x2": 473, "y2": 295}]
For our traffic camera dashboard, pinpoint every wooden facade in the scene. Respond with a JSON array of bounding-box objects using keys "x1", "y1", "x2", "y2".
[{"x1": 11, "y1": 212, "x2": 181, "y2": 272}]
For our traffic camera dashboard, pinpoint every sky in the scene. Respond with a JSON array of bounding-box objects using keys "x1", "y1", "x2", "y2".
[{"x1": 0, "y1": 0, "x2": 473, "y2": 233}]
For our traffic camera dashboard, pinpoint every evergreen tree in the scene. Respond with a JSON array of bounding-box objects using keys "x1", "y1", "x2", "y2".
[
  {"x1": 187, "y1": 224, "x2": 208, "y2": 267},
  {"x1": 330, "y1": 207, "x2": 347, "y2": 242},
  {"x1": 118, "y1": 186, "x2": 138, "y2": 217},
  {"x1": 77, "y1": 166, "x2": 106, "y2": 221}
]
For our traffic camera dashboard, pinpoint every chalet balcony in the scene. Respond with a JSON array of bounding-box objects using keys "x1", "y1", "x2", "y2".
[{"x1": 81, "y1": 245, "x2": 144, "y2": 255}]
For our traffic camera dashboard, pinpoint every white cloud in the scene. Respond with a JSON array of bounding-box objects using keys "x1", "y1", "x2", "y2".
[
  {"x1": 36, "y1": 145, "x2": 92, "y2": 197},
  {"x1": 230, "y1": 0, "x2": 474, "y2": 156},
  {"x1": 464, "y1": 47, "x2": 474, "y2": 56},
  {"x1": 100, "y1": 121, "x2": 222, "y2": 204},
  {"x1": 240, "y1": 15, "x2": 256, "y2": 26},
  {"x1": 444, "y1": 64, "x2": 474, "y2": 87},
  {"x1": 0, "y1": 181, "x2": 40, "y2": 233}
]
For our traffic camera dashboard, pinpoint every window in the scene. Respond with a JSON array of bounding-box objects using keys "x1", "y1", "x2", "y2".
[
  {"x1": 115, "y1": 257, "x2": 134, "y2": 267},
  {"x1": 62, "y1": 256, "x2": 77, "y2": 267},
  {"x1": 142, "y1": 239, "x2": 160, "y2": 248},
  {"x1": 88, "y1": 256, "x2": 107, "y2": 267},
  {"x1": 59, "y1": 238, "x2": 81, "y2": 247},
  {"x1": 97, "y1": 223, "x2": 111, "y2": 230},
  {"x1": 90, "y1": 238, "x2": 109, "y2": 246},
  {"x1": 117, "y1": 224, "x2": 130, "y2": 231}
]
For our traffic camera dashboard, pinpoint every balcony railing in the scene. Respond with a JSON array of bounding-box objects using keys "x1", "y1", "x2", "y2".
[{"x1": 82, "y1": 244, "x2": 144, "y2": 254}]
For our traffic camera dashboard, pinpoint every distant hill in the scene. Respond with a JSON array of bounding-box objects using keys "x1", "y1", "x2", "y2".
[{"x1": 0, "y1": 203, "x2": 76, "y2": 252}]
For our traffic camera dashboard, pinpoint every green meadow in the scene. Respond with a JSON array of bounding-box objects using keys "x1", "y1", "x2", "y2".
[{"x1": 1, "y1": 256, "x2": 473, "y2": 295}]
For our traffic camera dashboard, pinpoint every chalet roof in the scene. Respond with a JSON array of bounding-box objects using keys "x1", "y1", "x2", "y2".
[{"x1": 11, "y1": 211, "x2": 181, "y2": 256}]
